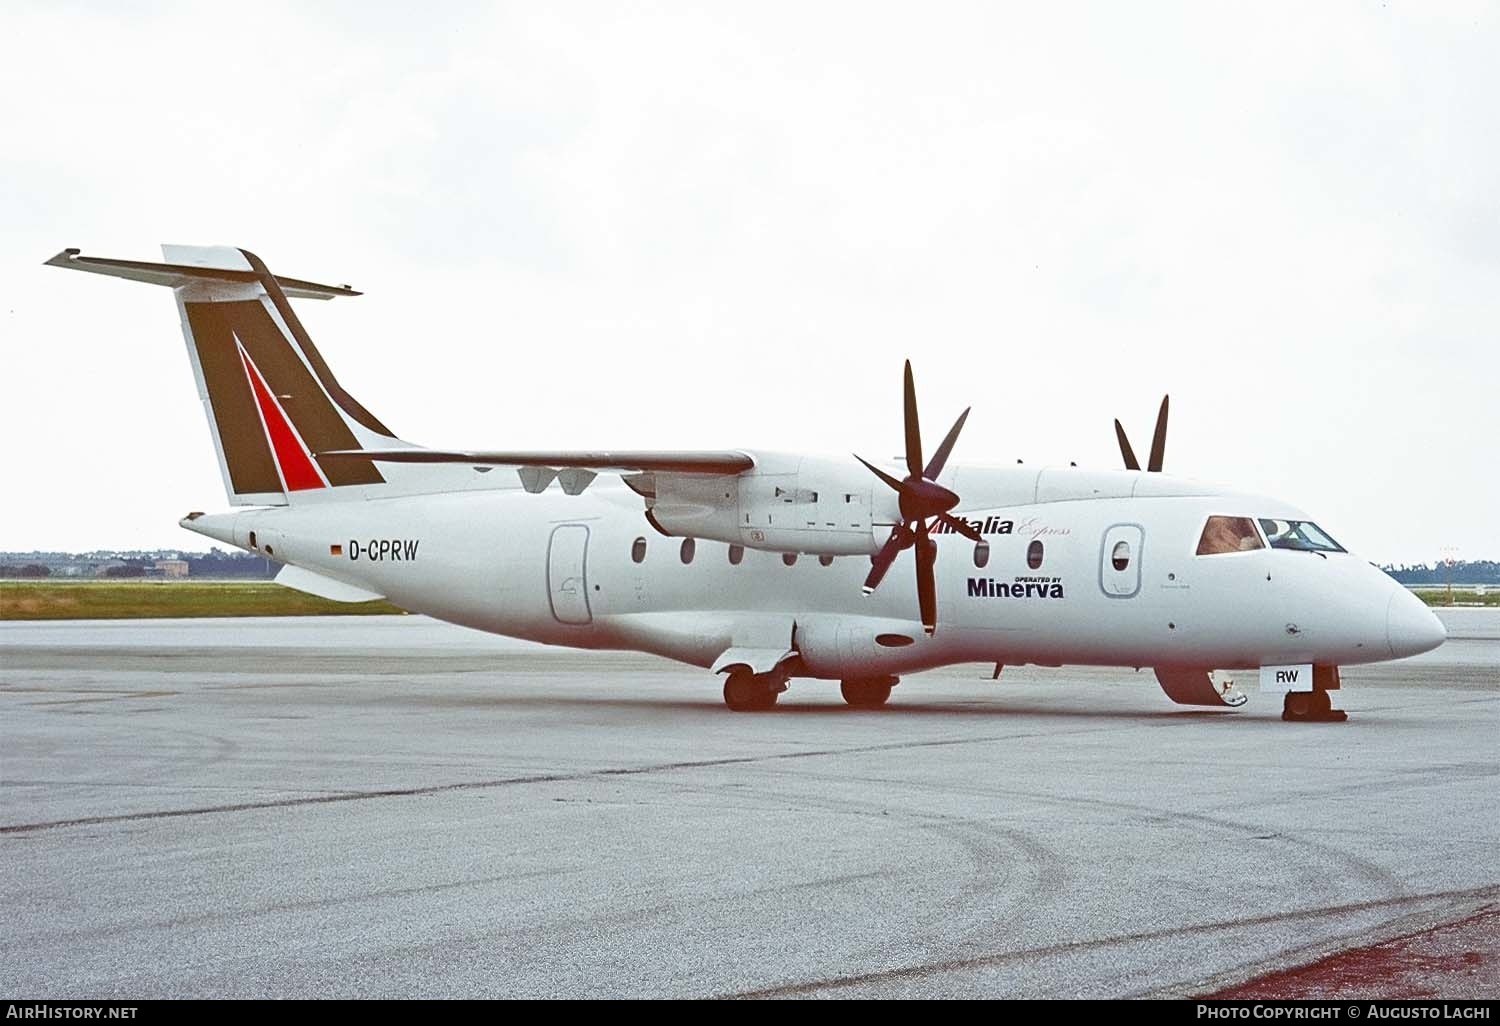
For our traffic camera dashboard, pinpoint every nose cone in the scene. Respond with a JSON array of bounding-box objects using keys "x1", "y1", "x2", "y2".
[{"x1": 1386, "y1": 588, "x2": 1447, "y2": 659}]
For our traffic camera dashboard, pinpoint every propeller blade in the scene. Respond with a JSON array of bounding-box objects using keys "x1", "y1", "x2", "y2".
[
  {"x1": 854, "y1": 454, "x2": 905, "y2": 494},
  {"x1": 937, "y1": 512, "x2": 983, "y2": 542},
  {"x1": 863, "y1": 527, "x2": 910, "y2": 594},
  {"x1": 915, "y1": 523, "x2": 938, "y2": 635},
  {"x1": 924, "y1": 407, "x2": 970, "y2": 481},
  {"x1": 1114, "y1": 419, "x2": 1140, "y2": 471},
  {"x1": 863, "y1": 362, "x2": 972, "y2": 632},
  {"x1": 1148, "y1": 395, "x2": 1169, "y2": 473},
  {"x1": 903, "y1": 360, "x2": 923, "y2": 479}
]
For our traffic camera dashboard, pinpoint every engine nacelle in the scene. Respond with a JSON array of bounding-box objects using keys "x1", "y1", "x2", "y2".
[
  {"x1": 793, "y1": 615, "x2": 926, "y2": 678},
  {"x1": 641, "y1": 452, "x2": 895, "y2": 556}
]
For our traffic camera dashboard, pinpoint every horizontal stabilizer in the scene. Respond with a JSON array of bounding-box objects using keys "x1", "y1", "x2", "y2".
[
  {"x1": 275, "y1": 564, "x2": 387, "y2": 603},
  {"x1": 318, "y1": 448, "x2": 754, "y2": 474},
  {"x1": 44, "y1": 249, "x2": 360, "y2": 300}
]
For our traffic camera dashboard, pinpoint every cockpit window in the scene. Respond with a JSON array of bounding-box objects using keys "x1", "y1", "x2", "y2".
[
  {"x1": 1258, "y1": 519, "x2": 1345, "y2": 553},
  {"x1": 1196, "y1": 516, "x2": 1265, "y2": 555}
]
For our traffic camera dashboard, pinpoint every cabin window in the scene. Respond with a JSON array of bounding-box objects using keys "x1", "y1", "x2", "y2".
[
  {"x1": 680, "y1": 538, "x2": 695, "y2": 564},
  {"x1": 819, "y1": 554, "x2": 834, "y2": 567},
  {"x1": 728, "y1": 544, "x2": 744, "y2": 566},
  {"x1": 782, "y1": 552, "x2": 798, "y2": 567},
  {"x1": 973, "y1": 541, "x2": 990, "y2": 568},
  {"x1": 1027, "y1": 540, "x2": 1044, "y2": 570},
  {"x1": 1196, "y1": 516, "x2": 1264, "y2": 556},
  {"x1": 631, "y1": 537, "x2": 647, "y2": 563},
  {"x1": 248, "y1": 531, "x2": 257, "y2": 549},
  {"x1": 1111, "y1": 540, "x2": 1131, "y2": 572},
  {"x1": 1258, "y1": 519, "x2": 1345, "y2": 553}
]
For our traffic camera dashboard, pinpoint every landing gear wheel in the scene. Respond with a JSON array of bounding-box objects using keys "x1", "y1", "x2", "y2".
[
  {"x1": 1282, "y1": 689, "x2": 1346, "y2": 722},
  {"x1": 723, "y1": 671, "x2": 780, "y2": 712},
  {"x1": 840, "y1": 678, "x2": 894, "y2": 709},
  {"x1": 1310, "y1": 688, "x2": 1346, "y2": 721}
]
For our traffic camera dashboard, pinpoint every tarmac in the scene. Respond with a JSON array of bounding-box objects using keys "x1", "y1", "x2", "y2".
[{"x1": 1, "y1": 609, "x2": 1496, "y2": 998}]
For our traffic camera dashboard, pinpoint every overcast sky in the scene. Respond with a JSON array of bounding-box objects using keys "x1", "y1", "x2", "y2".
[{"x1": 2, "y1": 2, "x2": 1495, "y2": 565}]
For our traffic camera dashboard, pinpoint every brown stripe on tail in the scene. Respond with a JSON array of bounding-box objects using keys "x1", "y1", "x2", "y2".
[
  {"x1": 239, "y1": 249, "x2": 396, "y2": 439},
  {"x1": 185, "y1": 299, "x2": 384, "y2": 493}
]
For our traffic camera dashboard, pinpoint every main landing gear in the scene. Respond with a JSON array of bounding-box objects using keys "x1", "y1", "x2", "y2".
[
  {"x1": 721, "y1": 673, "x2": 902, "y2": 710},
  {"x1": 1281, "y1": 665, "x2": 1348, "y2": 722},
  {"x1": 840, "y1": 676, "x2": 899, "y2": 709},
  {"x1": 723, "y1": 670, "x2": 787, "y2": 712}
]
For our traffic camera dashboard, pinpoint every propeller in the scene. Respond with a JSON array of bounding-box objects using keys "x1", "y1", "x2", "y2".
[
  {"x1": 1113, "y1": 395, "x2": 1169, "y2": 472},
  {"x1": 855, "y1": 361, "x2": 980, "y2": 635}
]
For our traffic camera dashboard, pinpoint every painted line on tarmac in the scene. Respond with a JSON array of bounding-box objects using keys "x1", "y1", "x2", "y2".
[
  {"x1": 0, "y1": 731, "x2": 1026, "y2": 835},
  {"x1": 720, "y1": 884, "x2": 1500, "y2": 999}
]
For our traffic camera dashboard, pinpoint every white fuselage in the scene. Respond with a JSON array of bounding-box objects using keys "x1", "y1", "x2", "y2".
[
  {"x1": 48, "y1": 244, "x2": 1444, "y2": 697},
  {"x1": 183, "y1": 463, "x2": 1444, "y2": 682}
]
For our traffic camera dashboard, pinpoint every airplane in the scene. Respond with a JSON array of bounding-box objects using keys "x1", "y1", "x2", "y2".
[{"x1": 45, "y1": 245, "x2": 1448, "y2": 721}]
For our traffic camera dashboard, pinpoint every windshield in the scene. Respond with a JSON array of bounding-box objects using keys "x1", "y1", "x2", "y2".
[
  {"x1": 1257, "y1": 518, "x2": 1345, "y2": 553},
  {"x1": 1196, "y1": 516, "x2": 1265, "y2": 555}
]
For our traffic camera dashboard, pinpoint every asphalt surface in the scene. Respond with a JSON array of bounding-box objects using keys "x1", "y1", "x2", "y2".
[{"x1": 1, "y1": 610, "x2": 1496, "y2": 998}]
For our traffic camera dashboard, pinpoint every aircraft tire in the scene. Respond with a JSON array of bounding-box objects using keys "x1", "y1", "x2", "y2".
[
  {"x1": 841, "y1": 679, "x2": 893, "y2": 709},
  {"x1": 724, "y1": 671, "x2": 777, "y2": 712},
  {"x1": 1282, "y1": 691, "x2": 1314, "y2": 721},
  {"x1": 1282, "y1": 689, "x2": 1343, "y2": 722}
]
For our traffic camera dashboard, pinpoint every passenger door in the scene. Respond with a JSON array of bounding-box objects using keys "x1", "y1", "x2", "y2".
[
  {"x1": 1099, "y1": 523, "x2": 1144, "y2": 598},
  {"x1": 547, "y1": 524, "x2": 592, "y2": 625}
]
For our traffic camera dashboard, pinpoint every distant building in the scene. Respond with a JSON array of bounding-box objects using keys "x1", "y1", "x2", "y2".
[{"x1": 154, "y1": 559, "x2": 189, "y2": 579}]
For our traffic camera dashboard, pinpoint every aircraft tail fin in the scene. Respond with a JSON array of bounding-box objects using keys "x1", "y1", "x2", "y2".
[{"x1": 46, "y1": 246, "x2": 404, "y2": 506}]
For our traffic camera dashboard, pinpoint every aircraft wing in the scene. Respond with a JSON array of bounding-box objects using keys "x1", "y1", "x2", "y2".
[{"x1": 317, "y1": 449, "x2": 754, "y2": 474}]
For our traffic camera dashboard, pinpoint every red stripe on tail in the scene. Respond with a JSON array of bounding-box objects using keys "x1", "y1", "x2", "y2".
[{"x1": 238, "y1": 347, "x2": 327, "y2": 492}]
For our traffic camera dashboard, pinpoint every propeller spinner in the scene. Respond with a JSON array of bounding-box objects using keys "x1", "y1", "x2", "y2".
[
  {"x1": 855, "y1": 361, "x2": 980, "y2": 635},
  {"x1": 1113, "y1": 395, "x2": 1169, "y2": 472}
]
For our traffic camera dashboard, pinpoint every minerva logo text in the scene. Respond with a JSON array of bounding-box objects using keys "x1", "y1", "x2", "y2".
[{"x1": 967, "y1": 576, "x2": 1065, "y2": 599}]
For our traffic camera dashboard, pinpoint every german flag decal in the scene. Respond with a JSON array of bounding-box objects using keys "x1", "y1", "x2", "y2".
[{"x1": 237, "y1": 342, "x2": 327, "y2": 492}]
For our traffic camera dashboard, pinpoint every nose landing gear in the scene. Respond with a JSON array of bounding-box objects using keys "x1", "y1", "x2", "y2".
[{"x1": 1281, "y1": 666, "x2": 1348, "y2": 722}]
